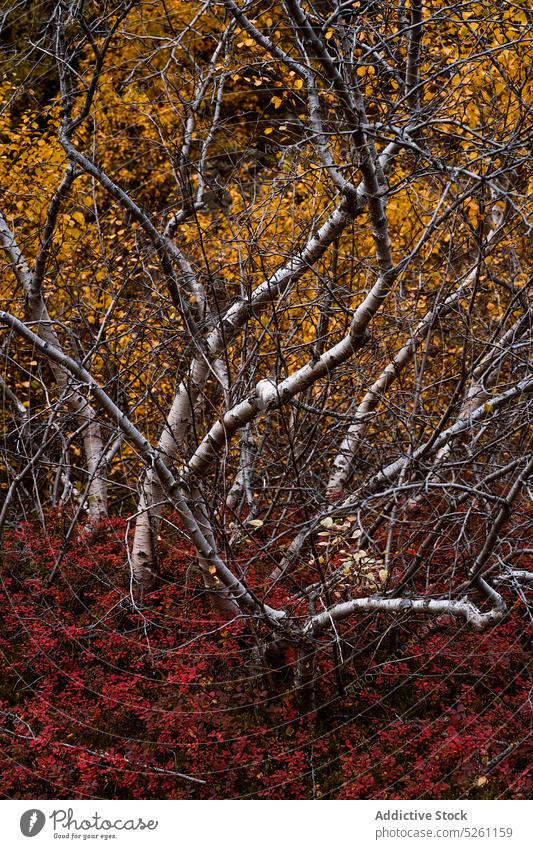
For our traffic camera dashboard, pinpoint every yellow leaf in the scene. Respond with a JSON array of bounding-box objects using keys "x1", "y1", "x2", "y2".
[
  {"x1": 272, "y1": 95, "x2": 283, "y2": 109},
  {"x1": 248, "y1": 518, "x2": 264, "y2": 527}
]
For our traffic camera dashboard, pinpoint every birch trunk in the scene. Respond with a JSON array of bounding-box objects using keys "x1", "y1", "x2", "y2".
[
  {"x1": 432, "y1": 311, "x2": 530, "y2": 472},
  {"x1": 0, "y1": 212, "x2": 108, "y2": 524},
  {"x1": 225, "y1": 424, "x2": 255, "y2": 513},
  {"x1": 182, "y1": 258, "x2": 400, "y2": 482},
  {"x1": 327, "y1": 211, "x2": 509, "y2": 499},
  {"x1": 130, "y1": 355, "x2": 210, "y2": 583},
  {"x1": 130, "y1": 187, "x2": 373, "y2": 582},
  {"x1": 2, "y1": 309, "x2": 524, "y2": 641},
  {"x1": 0, "y1": 309, "x2": 287, "y2": 624}
]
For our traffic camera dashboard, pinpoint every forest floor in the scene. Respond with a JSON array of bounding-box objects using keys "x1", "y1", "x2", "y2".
[{"x1": 0, "y1": 516, "x2": 531, "y2": 800}]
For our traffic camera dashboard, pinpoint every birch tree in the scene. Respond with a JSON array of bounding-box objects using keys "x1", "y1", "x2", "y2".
[{"x1": 1, "y1": 0, "x2": 531, "y2": 694}]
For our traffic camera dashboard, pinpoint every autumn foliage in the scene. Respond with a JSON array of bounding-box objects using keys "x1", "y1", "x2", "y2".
[{"x1": 0, "y1": 0, "x2": 531, "y2": 801}]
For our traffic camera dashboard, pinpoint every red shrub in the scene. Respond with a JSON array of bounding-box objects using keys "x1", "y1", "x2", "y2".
[{"x1": 0, "y1": 518, "x2": 530, "y2": 799}]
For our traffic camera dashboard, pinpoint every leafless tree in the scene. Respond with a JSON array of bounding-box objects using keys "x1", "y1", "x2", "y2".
[{"x1": 1, "y1": 0, "x2": 531, "y2": 698}]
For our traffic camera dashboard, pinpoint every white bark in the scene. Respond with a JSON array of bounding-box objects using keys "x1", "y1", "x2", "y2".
[
  {"x1": 434, "y1": 311, "x2": 530, "y2": 470},
  {"x1": 0, "y1": 212, "x2": 108, "y2": 523},
  {"x1": 65, "y1": 21, "x2": 402, "y2": 580},
  {"x1": 0, "y1": 374, "x2": 28, "y2": 419},
  {"x1": 225, "y1": 425, "x2": 255, "y2": 512},
  {"x1": 131, "y1": 142, "x2": 400, "y2": 582},
  {"x1": 327, "y1": 286, "x2": 465, "y2": 498},
  {"x1": 339, "y1": 372, "x2": 533, "y2": 510},
  {"x1": 183, "y1": 262, "x2": 399, "y2": 481},
  {"x1": 130, "y1": 355, "x2": 210, "y2": 582},
  {"x1": 405, "y1": 0, "x2": 423, "y2": 113},
  {"x1": 181, "y1": 44, "x2": 397, "y2": 482},
  {"x1": 327, "y1": 210, "x2": 510, "y2": 498},
  {"x1": 0, "y1": 309, "x2": 286, "y2": 624},
  {"x1": 1, "y1": 311, "x2": 521, "y2": 640},
  {"x1": 304, "y1": 588, "x2": 507, "y2": 637},
  {"x1": 494, "y1": 570, "x2": 533, "y2": 585}
]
